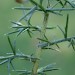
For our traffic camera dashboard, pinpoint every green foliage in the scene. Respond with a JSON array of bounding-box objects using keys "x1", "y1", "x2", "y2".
[{"x1": 0, "y1": 0, "x2": 75, "y2": 75}]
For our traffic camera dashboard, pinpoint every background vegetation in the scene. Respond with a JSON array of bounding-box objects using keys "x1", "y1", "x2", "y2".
[{"x1": 0, "y1": 0, "x2": 75, "y2": 75}]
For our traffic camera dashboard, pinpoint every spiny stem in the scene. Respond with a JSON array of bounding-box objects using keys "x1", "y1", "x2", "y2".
[{"x1": 32, "y1": 12, "x2": 49, "y2": 75}]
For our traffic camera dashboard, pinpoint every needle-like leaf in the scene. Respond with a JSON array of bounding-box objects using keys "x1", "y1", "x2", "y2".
[
  {"x1": 17, "y1": 28, "x2": 25, "y2": 37},
  {"x1": 65, "y1": 14, "x2": 69, "y2": 38},
  {"x1": 56, "y1": 0, "x2": 64, "y2": 7},
  {"x1": 7, "y1": 36, "x2": 16, "y2": 55},
  {"x1": 27, "y1": 29, "x2": 32, "y2": 38},
  {"x1": 37, "y1": 38, "x2": 49, "y2": 43},
  {"x1": 19, "y1": 6, "x2": 37, "y2": 22},
  {"x1": 65, "y1": 0, "x2": 75, "y2": 8},
  {"x1": 69, "y1": 38, "x2": 75, "y2": 51},
  {"x1": 57, "y1": 25, "x2": 65, "y2": 36},
  {"x1": 7, "y1": 59, "x2": 11, "y2": 75},
  {"x1": 0, "y1": 59, "x2": 8, "y2": 65},
  {"x1": 47, "y1": 8, "x2": 75, "y2": 11},
  {"x1": 37, "y1": 63, "x2": 58, "y2": 73}
]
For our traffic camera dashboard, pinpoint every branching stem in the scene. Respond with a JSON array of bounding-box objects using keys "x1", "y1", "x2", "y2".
[{"x1": 32, "y1": 12, "x2": 49, "y2": 75}]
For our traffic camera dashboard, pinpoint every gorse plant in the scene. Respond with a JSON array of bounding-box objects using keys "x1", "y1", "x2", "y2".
[{"x1": 0, "y1": 0, "x2": 75, "y2": 75}]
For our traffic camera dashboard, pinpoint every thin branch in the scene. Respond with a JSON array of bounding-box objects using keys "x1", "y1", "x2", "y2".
[
  {"x1": 0, "y1": 54, "x2": 39, "y2": 63},
  {"x1": 38, "y1": 36, "x2": 75, "y2": 48},
  {"x1": 13, "y1": 7, "x2": 75, "y2": 11}
]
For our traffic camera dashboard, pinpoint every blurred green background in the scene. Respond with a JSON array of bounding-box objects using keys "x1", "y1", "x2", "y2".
[{"x1": 0, "y1": 0, "x2": 75, "y2": 75}]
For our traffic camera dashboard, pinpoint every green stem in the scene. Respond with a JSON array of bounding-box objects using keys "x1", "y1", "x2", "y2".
[{"x1": 32, "y1": 12, "x2": 49, "y2": 75}]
